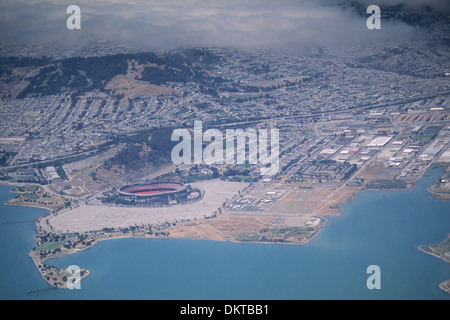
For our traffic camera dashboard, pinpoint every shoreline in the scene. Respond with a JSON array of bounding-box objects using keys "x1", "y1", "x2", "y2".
[
  {"x1": 2, "y1": 165, "x2": 449, "y2": 294},
  {"x1": 28, "y1": 250, "x2": 91, "y2": 290},
  {"x1": 2, "y1": 182, "x2": 72, "y2": 212},
  {"x1": 26, "y1": 211, "x2": 325, "y2": 289},
  {"x1": 439, "y1": 281, "x2": 450, "y2": 295},
  {"x1": 417, "y1": 234, "x2": 450, "y2": 296},
  {"x1": 5, "y1": 201, "x2": 55, "y2": 211}
]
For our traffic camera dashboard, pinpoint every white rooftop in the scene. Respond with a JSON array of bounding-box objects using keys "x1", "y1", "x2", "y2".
[{"x1": 368, "y1": 136, "x2": 392, "y2": 147}]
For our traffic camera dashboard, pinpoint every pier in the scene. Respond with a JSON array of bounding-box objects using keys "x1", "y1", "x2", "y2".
[
  {"x1": 2, "y1": 220, "x2": 36, "y2": 225},
  {"x1": 26, "y1": 287, "x2": 57, "y2": 295}
]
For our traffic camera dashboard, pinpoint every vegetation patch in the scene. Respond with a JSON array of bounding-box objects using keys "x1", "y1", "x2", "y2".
[
  {"x1": 365, "y1": 179, "x2": 407, "y2": 190},
  {"x1": 8, "y1": 185, "x2": 73, "y2": 210},
  {"x1": 103, "y1": 127, "x2": 176, "y2": 172},
  {"x1": 236, "y1": 226, "x2": 315, "y2": 244}
]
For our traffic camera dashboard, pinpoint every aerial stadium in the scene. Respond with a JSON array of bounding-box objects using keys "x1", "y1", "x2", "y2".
[{"x1": 114, "y1": 181, "x2": 203, "y2": 206}]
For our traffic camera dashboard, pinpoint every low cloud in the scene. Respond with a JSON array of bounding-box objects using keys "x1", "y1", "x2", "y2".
[{"x1": 0, "y1": 0, "x2": 427, "y2": 52}]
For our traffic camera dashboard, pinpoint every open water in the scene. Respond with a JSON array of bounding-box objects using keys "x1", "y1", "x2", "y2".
[{"x1": 0, "y1": 167, "x2": 449, "y2": 300}]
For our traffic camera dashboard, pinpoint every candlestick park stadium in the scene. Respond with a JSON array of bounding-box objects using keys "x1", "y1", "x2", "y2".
[{"x1": 106, "y1": 182, "x2": 203, "y2": 207}]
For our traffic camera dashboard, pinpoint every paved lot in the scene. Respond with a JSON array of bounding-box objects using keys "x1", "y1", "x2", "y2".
[{"x1": 45, "y1": 180, "x2": 248, "y2": 233}]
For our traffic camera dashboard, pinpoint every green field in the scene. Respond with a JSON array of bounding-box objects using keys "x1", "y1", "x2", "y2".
[
  {"x1": 22, "y1": 193, "x2": 39, "y2": 200},
  {"x1": 36, "y1": 237, "x2": 77, "y2": 252},
  {"x1": 17, "y1": 185, "x2": 40, "y2": 193}
]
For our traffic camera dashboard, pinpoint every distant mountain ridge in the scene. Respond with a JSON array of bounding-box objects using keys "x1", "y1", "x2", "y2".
[{"x1": 341, "y1": 1, "x2": 450, "y2": 34}]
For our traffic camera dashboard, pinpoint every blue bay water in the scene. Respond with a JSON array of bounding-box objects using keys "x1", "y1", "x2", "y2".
[
  {"x1": 0, "y1": 185, "x2": 48, "y2": 299},
  {"x1": 0, "y1": 167, "x2": 449, "y2": 300}
]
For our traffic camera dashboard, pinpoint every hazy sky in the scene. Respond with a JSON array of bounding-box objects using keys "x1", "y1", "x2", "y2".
[{"x1": 0, "y1": 0, "x2": 442, "y2": 51}]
